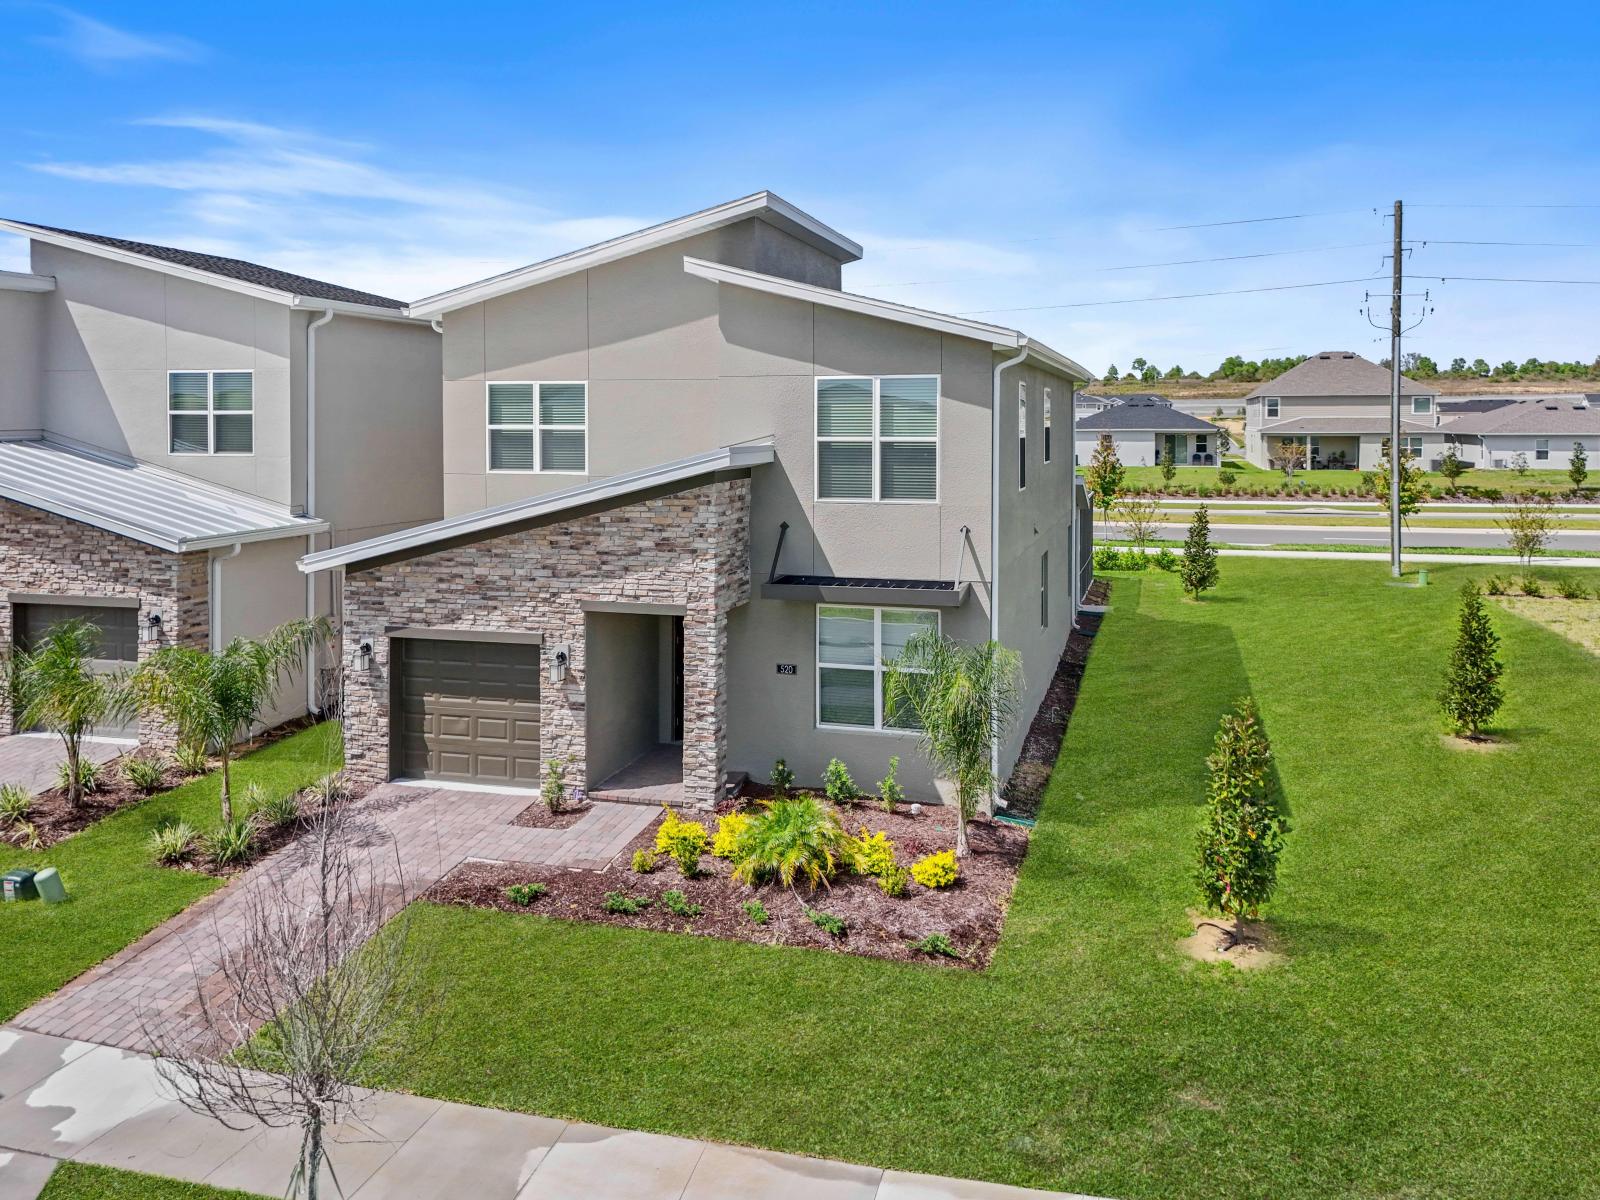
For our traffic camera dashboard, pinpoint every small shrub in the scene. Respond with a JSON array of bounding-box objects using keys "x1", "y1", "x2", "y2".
[
  {"x1": 730, "y1": 796, "x2": 854, "y2": 889},
  {"x1": 173, "y1": 742, "x2": 209, "y2": 777},
  {"x1": 1153, "y1": 547, "x2": 1180, "y2": 572},
  {"x1": 631, "y1": 848, "x2": 658, "y2": 874},
  {"x1": 504, "y1": 882, "x2": 548, "y2": 906},
  {"x1": 1483, "y1": 573, "x2": 1511, "y2": 596},
  {"x1": 823, "y1": 757, "x2": 857, "y2": 804},
  {"x1": 250, "y1": 789, "x2": 301, "y2": 831},
  {"x1": 876, "y1": 864, "x2": 911, "y2": 898},
  {"x1": 769, "y1": 758, "x2": 795, "y2": 798},
  {"x1": 661, "y1": 889, "x2": 703, "y2": 918},
  {"x1": 853, "y1": 828, "x2": 897, "y2": 878},
  {"x1": 711, "y1": 812, "x2": 752, "y2": 859},
  {"x1": 741, "y1": 899, "x2": 770, "y2": 925},
  {"x1": 0, "y1": 782, "x2": 32, "y2": 825},
  {"x1": 56, "y1": 756, "x2": 103, "y2": 795},
  {"x1": 303, "y1": 772, "x2": 348, "y2": 807},
  {"x1": 911, "y1": 850, "x2": 960, "y2": 889},
  {"x1": 8, "y1": 821, "x2": 43, "y2": 851},
  {"x1": 656, "y1": 807, "x2": 709, "y2": 876},
  {"x1": 1093, "y1": 545, "x2": 1121, "y2": 570},
  {"x1": 805, "y1": 907, "x2": 847, "y2": 938},
  {"x1": 541, "y1": 756, "x2": 567, "y2": 814},
  {"x1": 1555, "y1": 576, "x2": 1590, "y2": 600},
  {"x1": 910, "y1": 933, "x2": 961, "y2": 958},
  {"x1": 149, "y1": 821, "x2": 197, "y2": 864},
  {"x1": 1518, "y1": 575, "x2": 1544, "y2": 597},
  {"x1": 1480, "y1": 487, "x2": 1503, "y2": 503},
  {"x1": 877, "y1": 755, "x2": 905, "y2": 812},
  {"x1": 1217, "y1": 468, "x2": 1237, "y2": 486},
  {"x1": 208, "y1": 817, "x2": 258, "y2": 866},
  {"x1": 602, "y1": 890, "x2": 652, "y2": 915},
  {"x1": 1359, "y1": 471, "x2": 1378, "y2": 495},
  {"x1": 120, "y1": 755, "x2": 167, "y2": 794}
]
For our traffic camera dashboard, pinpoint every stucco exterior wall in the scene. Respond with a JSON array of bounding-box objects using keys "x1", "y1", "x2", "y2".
[
  {"x1": 584, "y1": 611, "x2": 664, "y2": 787},
  {"x1": 1074, "y1": 430, "x2": 1158, "y2": 467},
  {"x1": 0, "y1": 287, "x2": 45, "y2": 437},
  {"x1": 214, "y1": 536, "x2": 313, "y2": 730}
]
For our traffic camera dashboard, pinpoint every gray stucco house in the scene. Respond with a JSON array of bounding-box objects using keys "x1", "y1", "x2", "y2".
[
  {"x1": 1074, "y1": 396, "x2": 1222, "y2": 467},
  {"x1": 301, "y1": 192, "x2": 1095, "y2": 807},
  {"x1": 1436, "y1": 395, "x2": 1598, "y2": 471},
  {"x1": 0, "y1": 223, "x2": 442, "y2": 742}
]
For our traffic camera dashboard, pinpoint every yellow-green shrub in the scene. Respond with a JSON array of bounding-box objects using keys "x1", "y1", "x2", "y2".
[
  {"x1": 712, "y1": 812, "x2": 752, "y2": 859},
  {"x1": 853, "y1": 828, "x2": 897, "y2": 878},
  {"x1": 654, "y1": 807, "x2": 709, "y2": 859},
  {"x1": 911, "y1": 849, "x2": 960, "y2": 889}
]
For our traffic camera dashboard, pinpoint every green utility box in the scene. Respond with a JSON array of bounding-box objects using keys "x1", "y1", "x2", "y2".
[
  {"x1": 33, "y1": 866, "x2": 66, "y2": 904},
  {"x1": 3, "y1": 868, "x2": 38, "y2": 902}
]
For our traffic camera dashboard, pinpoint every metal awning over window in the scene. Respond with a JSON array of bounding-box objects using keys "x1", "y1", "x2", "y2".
[{"x1": 761, "y1": 574, "x2": 968, "y2": 607}]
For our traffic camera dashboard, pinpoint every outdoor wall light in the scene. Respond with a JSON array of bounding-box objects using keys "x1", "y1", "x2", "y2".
[
  {"x1": 549, "y1": 645, "x2": 569, "y2": 685},
  {"x1": 356, "y1": 640, "x2": 374, "y2": 671},
  {"x1": 139, "y1": 612, "x2": 162, "y2": 644}
]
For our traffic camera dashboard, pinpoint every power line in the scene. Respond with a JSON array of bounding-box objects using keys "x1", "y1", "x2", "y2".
[
  {"x1": 1138, "y1": 210, "x2": 1370, "y2": 231},
  {"x1": 1097, "y1": 242, "x2": 1386, "y2": 271},
  {"x1": 1408, "y1": 202, "x2": 1600, "y2": 210},
  {"x1": 959, "y1": 275, "x2": 1383, "y2": 314},
  {"x1": 1411, "y1": 273, "x2": 1600, "y2": 285},
  {"x1": 1419, "y1": 239, "x2": 1600, "y2": 248}
]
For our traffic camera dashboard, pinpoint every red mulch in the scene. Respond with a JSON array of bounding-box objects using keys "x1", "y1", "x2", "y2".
[
  {"x1": 509, "y1": 799, "x2": 596, "y2": 832},
  {"x1": 1001, "y1": 577, "x2": 1110, "y2": 820},
  {"x1": 425, "y1": 797, "x2": 1029, "y2": 968}
]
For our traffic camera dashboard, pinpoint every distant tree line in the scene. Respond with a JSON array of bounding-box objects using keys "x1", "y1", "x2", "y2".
[{"x1": 1099, "y1": 351, "x2": 1600, "y2": 386}]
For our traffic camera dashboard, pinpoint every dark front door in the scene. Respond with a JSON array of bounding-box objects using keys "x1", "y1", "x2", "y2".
[
  {"x1": 394, "y1": 638, "x2": 541, "y2": 786},
  {"x1": 670, "y1": 617, "x2": 685, "y2": 742},
  {"x1": 12, "y1": 602, "x2": 139, "y2": 737}
]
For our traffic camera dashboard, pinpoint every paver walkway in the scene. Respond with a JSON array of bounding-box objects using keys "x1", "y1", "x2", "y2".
[
  {"x1": 0, "y1": 734, "x2": 125, "y2": 797},
  {"x1": 13, "y1": 785, "x2": 657, "y2": 1053},
  {"x1": 0, "y1": 1028, "x2": 1102, "y2": 1200}
]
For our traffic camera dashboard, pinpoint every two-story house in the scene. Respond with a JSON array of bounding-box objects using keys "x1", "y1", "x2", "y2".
[
  {"x1": 0, "y1": 222, "x2": 441, "y2": 742},
  {"x1": 299, "y1": 192, "x2": 1093, "y2": 807},
  {"x1": 1243, "y1": 351, "x2": 1445, "y2": 471}
]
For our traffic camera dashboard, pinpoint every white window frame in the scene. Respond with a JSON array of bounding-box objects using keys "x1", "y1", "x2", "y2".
[
  {"x1": 814, "y1": 374, "x2": 940, "y2": 504},
  {"x1": 815, "y1": 604, "x2": 940, "y2": 734},
  {"x1": 1040, "y1": 551, "x2": 1049, "y2": 627},
  {"x1": 1194, "y1": 433, "x2": 1209, "y2": 457},
  {"x1": 485, "y1": 381, "x2": 588, "y2": 474},
  {"x1": 1018, "y1": 382, "x2": 1028, "y2": 491},
  {"x1": 1535, "y1": 438, "x2": 1550, "y2": 461},
  {"x1": 1411, "y1": 395, "x2": 1434, "y2": 415},
  {"x1": 1264, "y1": 397, "x2": 1280, "y2": 419},
  {"x1": 1043, "y1": 387, "x2": 1053, "y2": 462},
  {"x1": 1401, "y1": 435, "x2": 1424, "y2": 459},
  {"x1": 167, "y1": 370, "x2": 253, "y2": 457}
]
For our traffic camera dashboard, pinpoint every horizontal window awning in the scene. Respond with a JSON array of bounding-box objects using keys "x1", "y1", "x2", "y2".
[
  {"x1": 760, "y1": 575, "x2": 970, "y2": 607},
  {"x1": 0, "y1": 438, "x2": 327, "y2": 553}
]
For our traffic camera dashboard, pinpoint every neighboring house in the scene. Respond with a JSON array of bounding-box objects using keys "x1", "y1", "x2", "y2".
[
  {"x1": 1437, "y1": 395, "x2": 1600, "y2": 471},
  {"x1": 0, "y1": 222, "x2": 442, "y2": 743},
  {"x1": 1438, "y1": 395, "x2": 1520, "y2": 419},
  {"x1": 1243, "y1": 350, "x2": 1444, "y2": 471},
  {"x1": 298, "y1": 192, "x2": 1094, "y2": 807},
  {"x1": 1074, "y1": 396, "x2": 1222, "y2": 467}
]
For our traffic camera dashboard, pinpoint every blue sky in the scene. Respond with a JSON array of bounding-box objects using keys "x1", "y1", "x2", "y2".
[{"x1": 4, "y1": 0, "x2": 1599, "y2": 376}]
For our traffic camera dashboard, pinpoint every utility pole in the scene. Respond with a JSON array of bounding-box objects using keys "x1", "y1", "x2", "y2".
[{"x1": 1389, "y1": 199, "x2": 1403, "y2": 578}]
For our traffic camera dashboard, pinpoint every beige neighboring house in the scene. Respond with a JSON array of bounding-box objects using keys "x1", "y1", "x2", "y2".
[
  {"x1": 300, "y1": 192, "x2": 1096, "y2": 807},
  {"x1": 0, "y1": 223, "x2": 442, "y2": 744},
  {"x1": 1243, "y1": 350, "x2": 1445, "y2": 471}
]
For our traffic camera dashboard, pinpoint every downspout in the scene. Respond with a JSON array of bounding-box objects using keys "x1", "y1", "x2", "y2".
[
  {"x1": 210, "y1": 542, "x2": 242, "y2": 652},
  {"x1": 989, "y1": 344, "x2": 1029, "y2": 812},
  {"x1": 304, "y1": 308, "x2": 334, "y2": 713}
]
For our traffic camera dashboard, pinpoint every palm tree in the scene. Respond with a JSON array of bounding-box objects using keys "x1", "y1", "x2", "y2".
[
  {"x1": 883, "y1": 631, "x2": 1023, "y2": 857},
  {"x1": 4, "y1": 617, "x2": 125, "y2": 807},
  {"x1": 128, "y1": 618, "x2": 331, "y2": 823}
]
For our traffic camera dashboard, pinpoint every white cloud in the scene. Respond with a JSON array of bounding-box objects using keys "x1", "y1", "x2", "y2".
[{"x1": 35, "y1": 6, "x2": 205, "y2": 67}]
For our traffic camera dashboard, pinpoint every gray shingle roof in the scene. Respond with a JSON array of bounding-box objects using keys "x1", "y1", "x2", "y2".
[
  {"x1": 5, "y1": 220, "x2": 405, "y2": 309},
  {"x1": 1076, "y1": 398, "x2": 1218, "y2": 432},
  {"x1": 1440, "y1": 397, "x2": 1600, "y2": 436},
  {"x1": 1245, "y1": 351, "x2": 1427, "y2": 398}
]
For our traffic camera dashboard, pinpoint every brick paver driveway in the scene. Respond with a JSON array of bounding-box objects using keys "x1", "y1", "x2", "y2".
[
  {"x1": 14, "y1": 785, "x2": 656, "y2": 1053},
  {"x1": 0, "y1": 735, "x2": 126, "y2": 796}
]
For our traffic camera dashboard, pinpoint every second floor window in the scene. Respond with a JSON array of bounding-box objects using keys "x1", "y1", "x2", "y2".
[
  {"x1": 1264, "y1": 397, "x2": 1280, "y2": 419},
  {"x1": 169, "y1": 371, "x2": 252, "y2": 456},
  {"x1": 816, "y1": 375, "x2": 937, "y2": 502},
  {"x1": 488, "y1": 382, "x2": 587, "y2": 473},
  {"x1": 1411, "y1": 395, "x2": 1434, "y2": 415},
  {"x1": 1018, "y1": 384, "x2": 1027, "y2": 490},
  {"x1": 1043, "y1": 388, "x2": 1052, "y2": 462}
]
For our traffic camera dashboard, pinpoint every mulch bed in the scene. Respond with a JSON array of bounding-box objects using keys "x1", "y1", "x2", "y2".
[
  {"x1": 510, "y1": 799, "x2": 596, "y2": 832},
  {"x1": 1001, "y1": 576, "x2": 1110, "y2": 821},
  {"x1": 425, "y1": 796, "x2": 1029, "y2": 969},
  {"x1": 9, "y1": 755, "x2": 186, "y2": 849}
]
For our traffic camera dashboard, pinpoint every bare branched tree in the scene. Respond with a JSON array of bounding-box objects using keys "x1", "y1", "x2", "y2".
[
  {"x1": 144, "y1": 802, "x2": 427, "y2": 1200},
  {"x1": 1114, "y1": 496, "x2": 1162, "y2": 549}
]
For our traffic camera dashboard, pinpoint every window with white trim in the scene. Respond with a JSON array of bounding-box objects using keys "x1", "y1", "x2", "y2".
[
  {"x1": 1018, "y1": 383, "x2": 1028, "y2": 490},
  {"x1": 1401, "y1": 435, "x2": 1424, "y2": 459},
  {"x1": 1043, "y1": 388, "x2": 1053, "y2": 462},
  {"x1": 816, "y1": 605, "x2": 938, "y2": 732},
  {"x1": 1535, "y1": 438, "x2": 1550, "y2": 461},
  {"x1": 168, "y1": 371, "x2": 252, "y2": 455},
  {"x1": 816, "y1": 376, "x2": 937, "y2": 502},
  {"x1": 1411, "y1": 395, "x2": 1434, "y2": 415},
  {"x1": 1040, "y1": 551, "x2": 1049, "y2": 627},
  {"x1": 487, "y1": 382, "x2": 587, "y2": 473},
  {"x1": 1264, "y1": 397, "x2": 1280, "y2": 419}
]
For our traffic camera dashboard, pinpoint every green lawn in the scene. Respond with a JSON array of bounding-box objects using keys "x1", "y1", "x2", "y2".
[
  {"x1": 39, "y1": 1164, "x2": 265, "y2": 1200},
  {"x1": 0, "y1": 723, "x2": 340, "y2": 1023},
  {"x1": 350, "y1": 561, "x2": 1600, "y2": 1199},
  {"x1": 1119, "y1": 461, "x2": 1591, "y2": 497}
]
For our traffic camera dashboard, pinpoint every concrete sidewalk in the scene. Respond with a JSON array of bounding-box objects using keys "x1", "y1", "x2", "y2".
[{"x1": 0, "y1": 1027, "x2": 1101, "y2": 1200}]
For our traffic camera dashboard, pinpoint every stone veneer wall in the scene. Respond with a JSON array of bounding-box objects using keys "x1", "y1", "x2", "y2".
[
  {"x1": 340, "y1": 478, "x2": 752, "y2": 805},
  {"x1": 0, "y1": 497, "x2": 210, "y2": 748}
]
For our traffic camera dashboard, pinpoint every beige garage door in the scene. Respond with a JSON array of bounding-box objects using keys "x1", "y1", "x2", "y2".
[{"x1": 394, "y1": 638, "x2": 541, "y2": 786}]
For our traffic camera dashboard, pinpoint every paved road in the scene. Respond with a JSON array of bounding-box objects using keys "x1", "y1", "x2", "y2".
[{"x1": 1148, "y1": 521, "x2": 1600, "y2": 552}]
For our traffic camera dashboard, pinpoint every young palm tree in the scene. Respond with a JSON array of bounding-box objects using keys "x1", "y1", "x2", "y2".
[
  {"x1": 128, "y1": 618, "x2": 331, "y2": 823},
  {"x1": 4, "y1": 617, "x2": 125, "y2": 807},
  {"x1": 883, "y1": 631, "x2": 1023, "y2": 857}
]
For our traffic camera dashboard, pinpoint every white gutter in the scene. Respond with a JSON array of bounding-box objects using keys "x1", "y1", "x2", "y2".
[
  {"x1": 304, "y1": 308, "x2": 334, "y2": 713},
  {"x1": 989, "y1": 347, "x2": 1027, "y2": 812},
  {"x1": 209, "y1": 543, "x2": 242, "y2": 651}
]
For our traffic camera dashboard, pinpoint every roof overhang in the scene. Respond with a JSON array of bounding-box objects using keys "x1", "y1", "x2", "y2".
[
  {"x1": 301, "y1": 441, "x2": 775, "y2": 573},
  {"x1": 760, "y1": 576, "x2": 969, "y2": 607},
  {"x1": 682, "y1": 257, "x2": 1092, "y2": 382},
  {"x1": 0, "y1": 269, "x2": 54, "y2": 293},
  {"x1": 408, "y1": 192, "x2": 863, "y2": 319},
  {"x1": 0, "y1": 220, "x2": 426, "y2": 324}
]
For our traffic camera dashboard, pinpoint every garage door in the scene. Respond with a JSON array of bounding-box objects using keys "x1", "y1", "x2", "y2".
[
  {"x1": 12, "y1": 602, "x2": 139, "y2": 737},
  {"x1": 394, "y1": 638, "x2": 541, "y2": 786}
]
